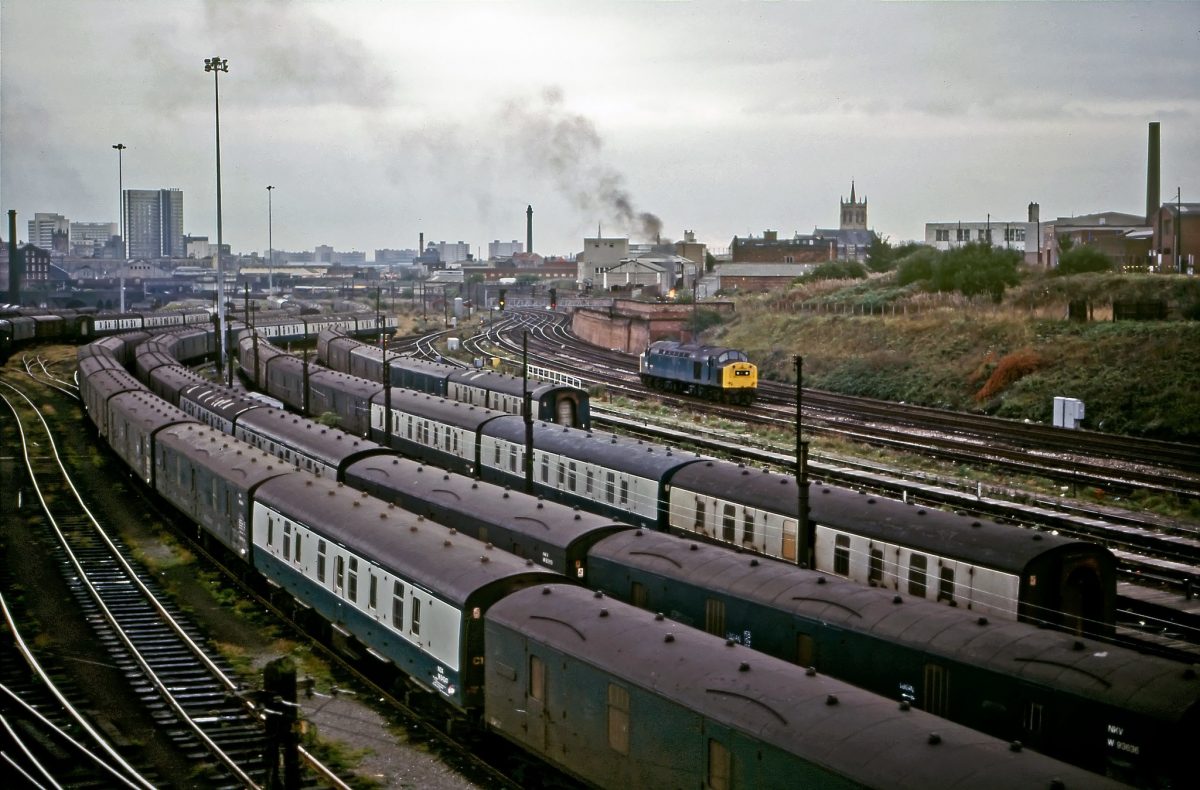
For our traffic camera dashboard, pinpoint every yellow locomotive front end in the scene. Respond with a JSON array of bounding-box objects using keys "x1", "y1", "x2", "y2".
[{"x1": 720, "y1": 361, "x2": 757, "y2": 404}]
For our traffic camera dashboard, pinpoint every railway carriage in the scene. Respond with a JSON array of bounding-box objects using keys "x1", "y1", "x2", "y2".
[
  {"x1": 86, "y1": 331, "x2": 152, "y2": 368},
  {"x1": 235, "y1": 408, "x2": 390, "y2": 480},
  {"x1": 477, "y1": 419, "x2": 699, "y2": 529},
  {"x1": 318, "y1": 330, "x2": 590, "y2": 429},
  {"x1": 582, "y1": 528, "x2": 1196, "y2": 786},
  {"x1": 79, "y1": 366, "x2": 152, "y2": 439},
  {"x1": 306, "y1": 369, "x2": 383, "y2": 436},
  {"x1": 666, "y1": 462, "x2": 1117, "y2": 632},
  {"x1": 446, "y1": 368, "x2": 589, "y2": 429},
  {"x1": 179, "y1": 381, "x2": 265, "y2": 433},
  {"x1": 344, "y1": 457, "x2": 629, "y2": 577},
  {"x1": 250, "y1": 474, "x2": 556, "y2": 712},
  {"x1": 155, "y1": 422, "x2": 289, "y2": 557},
  {"x1": 368, "y1": 390, "x2": 500, "y2": 475},
  {"x1": 483, "y1": 583, "x2": 1120, "y2": 790},
  {"x1": 105, "y1": 390, "x2": 196, "y2": 485}
]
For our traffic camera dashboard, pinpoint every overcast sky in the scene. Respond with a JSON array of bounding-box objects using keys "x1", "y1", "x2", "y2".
[{"x1": 2, "y1": 1, "x2": 1198, "y2": 260}]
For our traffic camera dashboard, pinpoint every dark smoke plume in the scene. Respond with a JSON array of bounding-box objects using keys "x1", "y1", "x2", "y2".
[{"x1": 498, "y1": 87, "x2": 665, "y2": 242}]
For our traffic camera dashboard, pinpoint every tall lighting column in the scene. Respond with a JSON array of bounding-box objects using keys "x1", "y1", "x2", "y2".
[
  {"x1": 266, "y1": 185, "x2": 275, "y2": 294},
  {"x1": 204, "y1": 55, "x2": 229, "y2": 374},
  {"x1": 112, "y1": 144, "x2": 127, "y2": 259}
]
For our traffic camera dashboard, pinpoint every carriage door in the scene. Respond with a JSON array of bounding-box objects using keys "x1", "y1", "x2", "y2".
[
  {"x1": 527, "y1": 654, "x2": 547, "y2": 750},
  {"x1": 556, "y1": 396, "x2": 576, "y2": 426}
]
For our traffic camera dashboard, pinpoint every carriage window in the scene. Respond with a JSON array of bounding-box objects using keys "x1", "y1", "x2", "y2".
[
  {"x1": 708, "y1": 739, "x2": 731, "y2": 790},
  {"x1": 619, "y1": 479, "x2": 629, "y2": 506},
  {"x1": 509, "y1": 445, "x2": 518, "y2": 472},
  {"x1": 631, "y1": 582, "x2": 647, "y2": 609},
  {"x1": 529, "y1": 655, "x2": 545, "y2": 702},
  {"x1": 368, "y1": 573, "x2": 378, "y2": 611},
  {"x1": 607, "y1": 684, "x2": 630, "y2": 755},
  {"x1": 908, "y1": 554, "x2": 928, "y2": 598},
  {"x1": 318, "y1": 541, "x2": 327, "y2": 583},
  {"x1": 869, "y1": 548, "x2": 884, "y2": 586},
  {"x1": 605, "y1": 472, "x2": 616, "y2": 504},
  {"x1": 557, "y1": 461, "x2": 565, "y2": 486},
  {"x1": 335, "y1": 555, "x2": 345, "y2": 591},
  {"x1": 586, "y1": 469, "x2": 594, "y2": 495},
  {"x1": 834, "y1": 534, "x2": 851, "y2": 576},
  {"x1": 392, "y1": 581, "x2": 405, "y2": 628},
  {"x1": 411, "y1": 598, "x2": 422, "y2": 635},
  {"x1": 924, "y1": 663, "x2": 949, "y2": 717},
  {"x1": 722, "y1": 504, "x2": 736, "y2": 542},
  {"x1": 1023, "y1": 701, "x2": 1044, "y2": 735},
  {"x1": 797, "y1": 633, "x2": 815, "y2": 666},
  {"x1": 705, "y1": 599, "x2": 725, "y2": 637},
  {"x1": 348, "y1": 558, "x2": 359, "y2": 602},
  {"x1": 567, "y1": 462, "x2": 577, "y2": 490},
  {"x1": 282, "y1": 522, "x2": 291, "y2": 558},
  {"x1": 293, "y1": 533, "x2": 302, "y2": 563},
  {"x1": 541, "y1": 455, "x2": 550, "y2": 483},
  {"x1": 494, "y1": 442, "x2": 501, "y2": 465},
  {"x1": 938, "y1": 567, "x2": 955, "y2": 604},
  {"x1": 693, "y1": 499, "x2": 705, "y2": 531},
  {"x1": 742, "y1": 512, "x2": 755, "y2": 544}
]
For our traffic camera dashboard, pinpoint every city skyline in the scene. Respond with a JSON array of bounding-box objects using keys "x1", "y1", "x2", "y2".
[{"x1": 2, "y1": 1, "x2": 1198, "y2": 259}]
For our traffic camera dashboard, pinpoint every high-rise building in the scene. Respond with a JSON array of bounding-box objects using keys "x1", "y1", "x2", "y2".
[
  {"x1": 70, "y1": 222, "x2": 119, "y2": 257},
  {"x1": 488, "y1": 240, "x2": 524, "y2": 259},
  {"x1": 27, "y1": 213, "x2": 70, "y2": 250},
  {"x1": 125, "y1": 188, "x2": 184, "y2": 259}
]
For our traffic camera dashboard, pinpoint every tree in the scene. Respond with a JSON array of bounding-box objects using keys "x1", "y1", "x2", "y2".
[
  {"x1": 934, "y1": 242, "x2": 1021, "y2": 302},
  {"x1": 896, "y1": 247, "x2": 939, "y2": 286},
  {"x1": 1056, "y1": 245, "x2": 1113, "y2": 276},
  {"x1": 866, "y1": 235, "x2": 923, "y2": 273},
  {"x1": 804, "y1": 260, "x2": 867, "y2": 281}
]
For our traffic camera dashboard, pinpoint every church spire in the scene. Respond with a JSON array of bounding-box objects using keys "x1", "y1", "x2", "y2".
[{"x1": 850, "y1": 180, "x2": 856, "y2": 204}]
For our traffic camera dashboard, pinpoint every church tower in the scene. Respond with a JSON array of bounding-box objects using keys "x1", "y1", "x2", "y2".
[{"x1": 840, "y1": 181, "x2": 867, "y2": 230}]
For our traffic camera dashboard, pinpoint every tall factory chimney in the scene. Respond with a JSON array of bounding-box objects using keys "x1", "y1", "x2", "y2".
[
  {"x1": 1146, "y1": 121, "x2": 1161, "y2": 224},
  {"x1": 526, "y1": 205, "x2": 533, "y2": 255},
  {"x1": 7, "y1": 210, "x2": 21, "y2": 305},
  {"x1": 419, "y1": 232, "x2": 424, "y2": 255}
]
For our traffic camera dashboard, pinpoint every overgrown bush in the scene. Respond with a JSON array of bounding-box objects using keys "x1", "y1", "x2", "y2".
[
  {"x1": 1056, "y1": 246, "x2": 1114, "y2": 276},
  {"x1": 803, "y1": 260, "x2": 867, "y2": 282}
]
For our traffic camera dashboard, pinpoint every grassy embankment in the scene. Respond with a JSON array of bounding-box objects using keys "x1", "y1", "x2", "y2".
[{"x1": 712, "y1": 271, "x2": 1200, "y2": 444}]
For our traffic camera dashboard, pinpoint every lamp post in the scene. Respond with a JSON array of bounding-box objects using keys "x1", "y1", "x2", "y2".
[
  {"x1": 204, "y1": 55, "x2": 229, "y2": 375},
  {"x1": 112, "y1": 144, "x2": 127, "y2": 259},
  {"x1": 267, "y1": 185, "x2": 275, "y2": 294}
]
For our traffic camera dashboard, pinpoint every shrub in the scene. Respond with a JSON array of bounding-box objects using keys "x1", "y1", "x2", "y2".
[
  {"x1": 975, "y1": 348, "x2": 1044, "y2": 401},
  {"x1": 1056, "y1": 246, "x2": 1114, "y2": 276}
]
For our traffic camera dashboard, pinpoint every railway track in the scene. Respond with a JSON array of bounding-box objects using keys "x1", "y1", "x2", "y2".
[
  {"x1": 474, "y1": 310, "x2": 1200, "y2": 504},
  {"x1": 0, "y1": 375, "x2": 350, "y2": 788}
]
